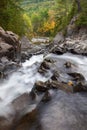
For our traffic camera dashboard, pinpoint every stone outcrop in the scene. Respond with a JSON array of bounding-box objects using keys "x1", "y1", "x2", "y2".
[
  {"x1": 0, "y1": 27, "x2": 21, "y2": 79},
  {"x1": 0, "y1": 27, "x2": 21, "y2": 61},
  {"x1": 48, "y1": 26, "x2": 87, "y2": 56}
]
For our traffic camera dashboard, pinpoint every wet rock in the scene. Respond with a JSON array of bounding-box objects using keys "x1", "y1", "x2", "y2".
[
  {"x1": 38, "y1": 67, "x2": 48, "y2": 74},
  {"x1": 64, "y1": 61, "x2": 72, "y2": 68},
  {"x1": 51, "y1": 71, "x2": 59, "y2": 81},
  {"x1": 21, "y1": 52, "x2": 31, "y2": 62},
  {"x1": 0, "y1": 61, "x2": 21, "y2": 79},
  {"x1": 30, "y1": 90, "x2": 36, "y2": 100},
  {"x1": 38, "y1": 60, "x2": 51, "y2": 74},
  {"x1": 68, "y1": 72, "x2": 85, "y2": 81},
  {"x1": 40, "y1": 60, "x2": 51, "y2": 70},
  {"x1": 73, "y1": 81, "x2": 87, "y2": 92},
  {"x1": 38, "y1": 58, "x2": 54, "y2": 75},
  {"x1": 50, "y1": 46, "x2": 66, "y2": 55},
  {"x1": 35, "y1": 81, "x2": 48, "y2": 92},
  {"x1": 42, "y1": 90, "x2": 51, "y2": 102},
  {"x1": 3, "y1": 62, "x2": 21, "y2": 76},
  {"x1": 44, "y1": 58, "x2": 54, "y2": 63},
  {"x1": 47, "y1": 80, "x2": 73, "y2": 93}
]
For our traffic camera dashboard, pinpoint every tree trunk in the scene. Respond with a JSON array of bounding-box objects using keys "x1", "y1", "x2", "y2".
[{"x1": 75, "y1": 0, "x2": 82, "y2": 12}]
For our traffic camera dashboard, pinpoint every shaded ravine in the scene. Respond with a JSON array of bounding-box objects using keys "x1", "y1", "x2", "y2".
[{"x1": 0, "y1": 53, "x2": 87, "y2": 130}]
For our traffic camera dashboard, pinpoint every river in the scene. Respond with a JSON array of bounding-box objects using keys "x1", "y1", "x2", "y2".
[{"x1": 0, "y1": 53, "x2": 87, "y2": 130}]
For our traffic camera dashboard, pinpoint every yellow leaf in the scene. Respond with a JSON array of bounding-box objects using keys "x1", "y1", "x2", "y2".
[{"x1": 68, "y1": 81, "x2": 73, "y2": 86}]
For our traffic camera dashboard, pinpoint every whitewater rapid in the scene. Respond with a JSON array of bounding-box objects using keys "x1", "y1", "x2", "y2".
[
  {"x1": 0, "y1": 55, "x2": 50, "y2": 105},
  {"x1": 0, "y1": 53, "x2": 87, "y2": 116}
]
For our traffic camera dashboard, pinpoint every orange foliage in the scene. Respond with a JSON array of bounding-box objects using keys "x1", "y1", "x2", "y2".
[{"x1": 43, "y1": 20, "x2": 55, "y2": 33}]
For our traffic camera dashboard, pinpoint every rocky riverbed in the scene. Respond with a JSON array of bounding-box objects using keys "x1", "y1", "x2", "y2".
[{"x1": 0, "y1": 26, "x2": 87, "y2": 130}]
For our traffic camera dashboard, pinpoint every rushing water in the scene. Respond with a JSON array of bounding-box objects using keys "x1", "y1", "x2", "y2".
[
  {"x1": 0, "y1": 55, "x2": 48, "y2": 104},
  {"x1": 46, "y1": 53, "x2": 87, "y2": 80},
  {"x1": 0, "y1": 53, "x2": 87, "y2": 118}
]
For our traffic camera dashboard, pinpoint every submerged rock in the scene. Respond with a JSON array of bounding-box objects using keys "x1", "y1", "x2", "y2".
[
  {"x1": 35, "y1": 81, "x2": 48, "y2": 92},
  {"x1": 64, "y1": 61, "x2": 72, "y2": 68},
  {"x1": 42, "y1": 90, "x2": 51, "y2": 102}
]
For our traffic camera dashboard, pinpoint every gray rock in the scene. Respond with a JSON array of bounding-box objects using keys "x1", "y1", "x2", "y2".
[
  {"x1": 35, "y1": 81, "x2": 48, "y2": 92},
  {"x1": 0, "y1": 27, "x2": 21, "y2": 62},
  {"x1": 20, "y1": 36, "x2": 32, "y2": 51},
  {"x1": 39, "y1": 90, "x2": 87, "y2": 130},
  {"x1": 53, "y1": 32, "x2": 64, "y2": 44}
]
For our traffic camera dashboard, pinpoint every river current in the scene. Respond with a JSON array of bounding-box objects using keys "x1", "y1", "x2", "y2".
[{"x1": 0, "y1": 53, "x2": 87, "y2": 119}]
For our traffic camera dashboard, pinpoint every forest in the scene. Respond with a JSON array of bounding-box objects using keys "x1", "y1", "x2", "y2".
[{"x1": 0, "y1": 0, "x2": 87, "y2": 38}]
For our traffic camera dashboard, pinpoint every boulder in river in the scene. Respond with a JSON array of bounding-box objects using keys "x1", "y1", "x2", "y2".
[
  {"x1": 73, "y1": 81, "x2": 87, "y2": 92},
  {"x1": 35, "y1": 81, "x2": 48, "y2": 92},
  {"x1": 68, "y1": 72, "x2": 85, "y2": 82}
]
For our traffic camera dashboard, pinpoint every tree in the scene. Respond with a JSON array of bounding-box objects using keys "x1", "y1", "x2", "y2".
[
  {"x1": 75, "y1": 0, "x2": 82, "y2": 12},
  {"x1": 0, "y1": 0, "x2": 25, "y2": 35}
]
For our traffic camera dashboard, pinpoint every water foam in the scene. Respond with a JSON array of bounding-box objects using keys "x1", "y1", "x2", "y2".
[
  {"x1": 0, "y1": 53, "x2": 87, "y2": 117},
  {"x1": 0, "y1": 55, "x2": 49, "y2": 105}
]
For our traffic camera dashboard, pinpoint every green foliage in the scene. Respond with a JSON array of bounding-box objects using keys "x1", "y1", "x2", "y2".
[
  {"x1": 54, "y1": 0, "x2": 75, "y2": 32},
  {"x1": 20, "y1": 0, "x2": 56, "y2": 37},
  {"x1": 76, "y1": 0, "x2": 87, "y2": 26},
  {"x1": 0, "y1": 0, "x2": 87, "y2": 38},
  {"x1": 0, "y1": 0, "x2": 26, "y2": 35},
  {"x1": 20, "y1": 0, "x2": 77, "y2": 37}
]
